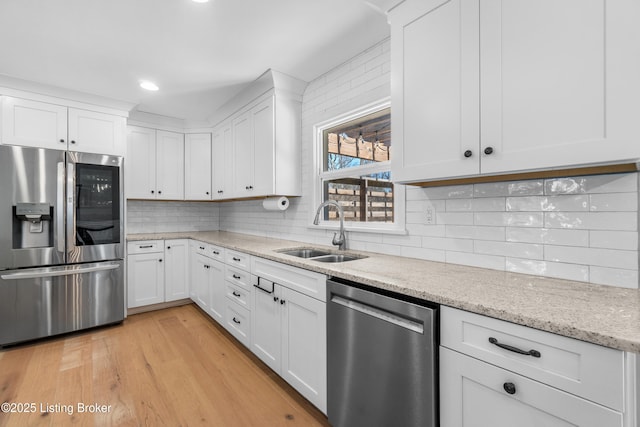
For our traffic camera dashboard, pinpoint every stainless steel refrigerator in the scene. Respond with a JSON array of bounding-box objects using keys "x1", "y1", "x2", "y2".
[{"x1": 0, "y1": 145, "x2": 125, "y2": 347}]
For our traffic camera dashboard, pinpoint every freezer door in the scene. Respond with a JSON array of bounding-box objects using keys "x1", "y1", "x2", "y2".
[
  {"x1": 0, "y1": 261, "x2": 124, "y2": 346},
  {"x1": 0, "y1": 145, "x2": 66, "y2": 270}
]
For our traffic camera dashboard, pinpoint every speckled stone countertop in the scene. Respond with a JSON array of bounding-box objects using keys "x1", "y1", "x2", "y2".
[{"x1": 128, "y1": 231, "x2": 640, "y2": 353}]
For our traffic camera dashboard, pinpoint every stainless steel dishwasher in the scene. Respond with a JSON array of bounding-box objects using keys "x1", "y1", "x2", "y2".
[{"x1": 327, "y1": 277, "x2": 438, "y2": 427}]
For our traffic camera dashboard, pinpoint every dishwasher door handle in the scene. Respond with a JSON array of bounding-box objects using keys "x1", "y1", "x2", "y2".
[{"x1": 330, "y1": 295, "x2": 424, "y2": 334}]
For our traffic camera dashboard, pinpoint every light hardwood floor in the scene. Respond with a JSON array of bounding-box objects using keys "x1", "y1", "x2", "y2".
[{"x1": 0, "y1": 304, "x2": 330, "y2": 426}]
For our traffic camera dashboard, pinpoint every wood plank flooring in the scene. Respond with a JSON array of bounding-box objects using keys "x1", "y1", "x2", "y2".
[{"x1": 0, "y1": 304, "x2": 330, "y2": 427}]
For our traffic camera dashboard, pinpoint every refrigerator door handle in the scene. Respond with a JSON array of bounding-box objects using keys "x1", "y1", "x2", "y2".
[
  {"x1": 66, "y1": 161, "x2": 75, "y2": 254},
  {"x1": 1, "y1": 262, "x2": 121, "y2": 280},
  {"x1": 56, "y1": 161, "x2": 66, "y2": 254}
]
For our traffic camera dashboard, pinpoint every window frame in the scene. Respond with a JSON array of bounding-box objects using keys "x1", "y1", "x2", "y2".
[{"x1": 311, "y1": 98, "x2": 406, "y2": 234}]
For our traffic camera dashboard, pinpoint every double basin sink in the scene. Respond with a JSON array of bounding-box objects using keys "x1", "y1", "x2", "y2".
[{"x1": 277, "y1": 248, "x2": 366, "y2": 263}]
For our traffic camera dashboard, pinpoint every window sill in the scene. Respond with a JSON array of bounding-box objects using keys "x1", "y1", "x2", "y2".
[{"x1": 308, "y1": 222, "x2": 407, "y2": 236}]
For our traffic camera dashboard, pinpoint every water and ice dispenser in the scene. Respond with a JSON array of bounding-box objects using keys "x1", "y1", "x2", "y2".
[{"x1": 13, "y1": 202, "x2": 54, "y2": 249}]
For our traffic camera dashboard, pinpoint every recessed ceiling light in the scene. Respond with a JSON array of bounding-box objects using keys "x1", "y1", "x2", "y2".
[{"x1": 140, "y1": 81, "x2": 159, "y2": 91}]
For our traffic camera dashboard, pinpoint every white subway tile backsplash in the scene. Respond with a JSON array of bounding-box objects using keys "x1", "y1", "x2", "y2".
[
  {"x1": 446, "y1": 251, "x2": 505, "y2": 271},
  {"x1": 423, "y1": 185, "x2": 473, "y2": 199},
  {"x1": 506, "y1": 227, "x2": 589, "y2": 247},
  {"x1": 545, "y1": 246, "x2": 638, "y2": 270},
  {"x1": 589, "y1": 231, "x2": 638, "y2": 250},
  {"x1": 544, "y1": 173, "x2": 637, "y2": 195},
  {"x1": 474, "y1": 241, "x2": 543, "y2": 259},
  {"x1": 475, "y1": 212, "x2": 544, "y2": 227},
  {"x1": 590, "y1": 267, "x2": 639, "y2": 289},
  {"x1": 422, "y1": 237, "x2": 474, "y2": 252},
  {"x1": 545, "y1": 212, "x2": 637, "y2": 231},
  {"x1": 446, "y1": 225, "x2": 506, "y2": 241},
  {"x1": 400, "y1": 246, "x2": 446, "y2": 263},
  {"x1": 447, "y1": 197, "x2": 505, "y2": 212},
  {"x1": 589, "y1": 193, "x2": 638, "y2": 211},
  {"x1": 505, "y1": 195, "x2": 588, "y2": 212},
  {"x1": 506, "y1": 259, "x2": 590, "y2": 282},
  {"x1": 436, "y1": 212, "x2": 475, "y2": 225}
]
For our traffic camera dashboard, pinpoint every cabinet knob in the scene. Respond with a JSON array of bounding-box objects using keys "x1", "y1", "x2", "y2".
[
  {"x1": 151, "y1": 190, "x2": 155, "y2": 194},
  {"x1": 159, "y1": 259, "x2": 163, "y2": 263},
  {"x1": 218, "y1": 190, "x2": 224, "y2": 194},
  {"x1": 273, "y1": 296, "x2": 279, "y2": 302},
  {"x1": 167, "y1": 246, "x2": 171, "y2": 249},
  {"x1": 280, "y1": 299, "x2": 286, "y2": 305},
  {"x1": 70, "y1": 140, "x2": 76, "y2": 144},
  {"x1": 206, "y1": 191, "x2": 210, "y2": 195},
  {"x1": 503, "y1": 382, "x2": 516, "y2": 395},
  {"x1": 59, "y1": 139, "x2": 65, "y2": 143},
  {"x1": 464, "y1": 150, "x2": 473, "y2": 158},
  {"x1": 158, "y1": 190, "x2": 162, "y2": 194},
  {"x1": 484, "y1": 146, "x2": 494, "y2": 155}
]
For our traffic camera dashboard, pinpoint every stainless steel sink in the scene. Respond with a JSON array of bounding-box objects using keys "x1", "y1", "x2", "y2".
[
  {"x1": 278, "y1": 248, "x2": 332, "y2": 258},
  {"x1": 277, "y1": 248, "x2": 366, "y2": 263},
  {"x1": 311, "y1": 254, "x2": 363, "y2": 263}
]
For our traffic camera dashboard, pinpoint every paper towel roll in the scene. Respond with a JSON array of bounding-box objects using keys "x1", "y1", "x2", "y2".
[{"x1": 262, "y1": 196, "x2": 290, "y2": 211}]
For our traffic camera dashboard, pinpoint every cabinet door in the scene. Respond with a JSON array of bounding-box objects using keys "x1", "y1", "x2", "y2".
[
  {"x1": 126, "y1": 126, "x2": 156, "y2": 199},
  {"x1": 479, "y1": 0, "x2": 640, "y2": 174},
  {"x1": 164, "y1": 239, "x2": 189, "y2": 302},
  {"x1": 281, "y1": 288, "x2": 327, "y2": 413},
  {"x1": 440, "y1": 347, "x2": 622, "y2": 427},
  {"x1": 155, "y1": 130, "x2": 184, "y2": 200},
  {"x1": 207, "y1": 259, "x2": 225, "y2": 323},
  {"x1": 390, "y1": 0, "x2": 480, "y2": 183},
  {"x1": 0, "y1": 96, "x2": 68, "y2": 150},
  {"x1": 232, "y1": 111, "x2": 253, "y2": 196},
  {"x1": 190, "y1": 253, "x2": 210, "y2": 311},
  {"x1": 127, "y1": 253, "x2": 164, "y2": 308},
  {"x1": 251, "y1": 283, "x2": 282, "y2": 373},
  {"x1": 68, "y1": 108, "x2": 126, "y2": 156},
  {"x1": 212, "y1": 122, "x2": 234, "y2": 199},
  {"x1": 251, "y1": 97, "x2": 275, "y2": 196},
  {"x1": 184, "y1": 133, "x2": 212, "y2": 200}
]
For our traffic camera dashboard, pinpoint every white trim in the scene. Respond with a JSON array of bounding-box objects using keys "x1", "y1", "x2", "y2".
[{"x1": 311, "y1": 98, "x2": 406, "y2": 234}]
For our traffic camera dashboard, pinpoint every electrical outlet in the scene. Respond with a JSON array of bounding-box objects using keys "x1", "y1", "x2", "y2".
[{"x1": 425, "y1": 208, "x2": 435, "y2": 225}]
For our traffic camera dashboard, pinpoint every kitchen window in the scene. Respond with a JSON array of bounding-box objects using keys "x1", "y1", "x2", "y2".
[{"x1": 313, "y1": 100, "x2": 405, "y2": 233}]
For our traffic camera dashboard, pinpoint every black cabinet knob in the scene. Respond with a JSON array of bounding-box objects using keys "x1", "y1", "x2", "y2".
[
  {"x1": 158, "y1": 190, "x2": 162, "y2": 194},
  {"x1": 484, "y1": 146, "x2": 494, "y2": 155},
  {"x1": 206, "y1": 191, "x2": 209, "y2": 195},
  {"x1": 273, "y1": 296, "x2": 279, "y2": 302},
  {"x1": 151, "y1": 190, "x2": 155, "y2": 194},
  {"x1": 280, "y1": 299, "x2": 286, "y2": 305},
  {"x1": 159, "y1": 259, "x2": 163, "y2": 263},
  {"x1": 59, "y1": 139, "x2": 65, "y2": 143},
  {"x1": 218, "y1": 190, "x2": 224, "y2": 194},
  {"x1": 70, "y1": 140, "x2": 76, "y2": 144},
  {"x1": 503, "y1": 382, "x2": 516, "y2": 395},
  {"x1": 464, "y1": 150, "x2": 473, "y2": 158},
  {"x1": 167, "y1": 246, "x2": 171, "y2": 249}
]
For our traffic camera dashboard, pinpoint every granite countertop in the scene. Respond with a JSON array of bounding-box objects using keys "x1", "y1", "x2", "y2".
[{"x1": 128, "y1": 231, "x2": 640, "y2": 353}]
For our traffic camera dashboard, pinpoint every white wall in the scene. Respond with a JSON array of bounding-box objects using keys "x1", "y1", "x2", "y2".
[{"x1": 219, "y1": 37, "x2": 639, "y2": 289}]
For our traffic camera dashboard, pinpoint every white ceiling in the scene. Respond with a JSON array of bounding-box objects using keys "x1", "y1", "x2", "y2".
[{"x1": 0, "y1": 0, "x2": 389, "y2": 123}]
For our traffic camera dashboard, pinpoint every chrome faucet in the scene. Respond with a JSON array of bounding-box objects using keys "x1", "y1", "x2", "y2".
[{"x1": 313, "y1": 200, "x2": 346, "y2": 250}]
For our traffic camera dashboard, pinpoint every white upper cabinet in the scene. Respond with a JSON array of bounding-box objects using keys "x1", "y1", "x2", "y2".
[
  {"x1": 211, "y1": 121, "x2": 233, "y2": 200},
  {"x1": 251, "y1": 97, "x2": 275, "y2": 196},
  {"x1": 1, "y1": 96, "x2": 126, "y2": 156},
  {"x1": 67, "y1": 108, "x2": 126, "y2": 156},
  {"x1": 390, "y1": 0, "x2": 640, "y2": 183},
  {"x1": 0, "y1": 96, "x2": 68, "y2": 150},
  {"x1": 184, "y1": 133, "x2": 212, "y2": 200},
  {"x1": 232, "y1": 110, "x2": 254, "y2": 196},
  {"x1": 126, "y1": 126, "x2": 184, "y2": 200}
]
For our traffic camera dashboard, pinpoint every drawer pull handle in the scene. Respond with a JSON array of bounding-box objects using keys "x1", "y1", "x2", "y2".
[
  {"x1": 232, "y1": 291, "x2": 241, "y2": 297},
  {"x1": 199, "y1": 246, "x2": 205, "y2": 250},
  {"x1": 233, "y1": 274, "x2": 241, "y2": 280},
  {"x1": 503, "y1": 382, "x2": 517, "y2": 395},
  {"x1": 212, "y1": 251, "x2": 220, "y2": 255},
  {"x1": 489, "y1": 337, "x2": 541, "y2": 358},
  {"x1": 232, "y1": 257, "x2": 241, "y2": 262},
  {"x1": 232, "y1": 317, "x2": 241, "y2": 324},
  {"x1": 139, "y1": 245, "x2": 153, "y2": 249}
]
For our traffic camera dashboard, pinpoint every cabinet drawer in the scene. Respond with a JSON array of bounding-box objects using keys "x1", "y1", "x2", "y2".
[
  {"x1": 226, "y1": 249, "x2": 251, "y2": 271},
  {"x1": 127, "y1": 240, "x2": 163, "y2": 254},
  {"x1": 192, "y1": 241, "x2": 208, "y2": 256},
  {"x1": 252, "y1": 256, "x2": 327, "y2": 302},
  {"x1": 225, "y1": 265, "x2": 252, "y2": 290},
  {"x1": 226, "y1": 282, "x2": 250, "y2": 310},
  {"x1": 440, "y1": 347, "x2": 623, "y2": 427},
  {"x1": 441, "y1": 306, "x2": 624, "y2": 411},
  {"x1": 225, "y1": 301, "x2": 250, "y2": 348},
  {"x1": 206, "y1": 244, "x2": 225, "y2": 262}
]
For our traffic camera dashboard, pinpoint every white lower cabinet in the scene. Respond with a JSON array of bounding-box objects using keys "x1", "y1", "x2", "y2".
[
  {"x1": 127, "y1": 250, "x2": 165, "y2": 308},
  {"x1": 164, "y1": 239, "x2": 189, "y2": 302},
  {"x1": 189, "y1": 241, "x2": 225, "y2": 320},
  {"x1": 440, "y1": 306, "x2": 628, "y2": 427},
  {"x1": 251, "y1": 258, "x2": 327, "y2": 414}
]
